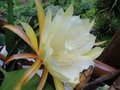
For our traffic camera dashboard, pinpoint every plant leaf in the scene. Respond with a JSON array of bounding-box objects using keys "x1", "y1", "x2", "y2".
[
  {"x1": 3, "y1": 25, "x2": 35, "y2": 51},
  {"x1": 0, "y1": 69, "x2": 40, "y2": 90},
  {"x1": 4, "y1": 53, "x2": 38, "y2": 64},
  {"x1": 20, "y1": 22, "x2": 39, "y2": 53}
]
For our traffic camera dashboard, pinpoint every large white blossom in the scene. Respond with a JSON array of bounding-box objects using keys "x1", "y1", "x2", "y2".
[{"x1": 41, "y1": 5, "x2": 103, "y2": 87}]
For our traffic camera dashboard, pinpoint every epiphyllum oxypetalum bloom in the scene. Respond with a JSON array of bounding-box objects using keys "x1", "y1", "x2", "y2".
[
  {"x1": 41, "y1": 5, "x2": 103, "y2": 86},
  {"x1": 3, "y1": 0, "x2": 103, "y2": 89}
]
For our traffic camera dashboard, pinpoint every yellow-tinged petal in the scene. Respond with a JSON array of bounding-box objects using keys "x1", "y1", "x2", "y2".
[
  {"x1": 94, "y1": 41, "x2": 106, "y2": 46},
  {"x1": 83, "y1": 47, "x2": 104, "y2": 60},
  {"x1": 13, "y1": 59, "x2": 42, "y2": 90},
  {"x1": 45, "y1": 9, "x2": 52, "y2": 23},
  {"x1": 34, "y1": 0, "x2": 44, "y2": 42},
  {"x1": 4, "y1": 53, "x2": 38, "y2": 64},
  {"x1": 64, "y1": 4, "x2": 73, "y2": 17},
  {"x1": 37, "y1": 66, "x2": 48, "y2": 90},
  {"x1": 53, "y1": 77, "x2": 65, "y2": 90},
  {"x1": 3, "y1": 25, "x2": 35, "y2": 51},
  {"x1": 20, "y1": 22, "x2": 39, "y2": 53}
]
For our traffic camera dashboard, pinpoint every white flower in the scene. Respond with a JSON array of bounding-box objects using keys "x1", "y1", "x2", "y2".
[{"x1": 41, "y1": 5, "x2": 103, "y2": 87}]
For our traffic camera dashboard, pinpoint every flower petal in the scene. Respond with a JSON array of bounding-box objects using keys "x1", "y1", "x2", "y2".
[
  {"x1": 20, "y1": 22, "x2": 39, "y2": 53},
  {"x1": 83, "y1": 47, "x2": 104, "y2": 60},
  {"x1": 4, "y1": 53, "x2": 38, "y2": 64},
  {"x1": 3, "y1": 25, "x2": 35, "y2": 51},
  {"x1": 13, "y1": 59, "x2": 42, "y2": 90},
  {"x1": 45, "y1": 9, "x2": 52, "y2": 24}
]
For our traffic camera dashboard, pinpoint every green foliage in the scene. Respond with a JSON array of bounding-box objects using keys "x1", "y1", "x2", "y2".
[
  {"x1": 0, "y1": 69, "x2": 40, "y2": 90},
  {"x1": 0, "y1": 34, "x2": 5, "y2": 46},
  {"x1": 94, "y1": 0, "x2": 120, "y2": 41},
  {"x1": 13, "y1": 1, "x2": 36, "y2": 23}
]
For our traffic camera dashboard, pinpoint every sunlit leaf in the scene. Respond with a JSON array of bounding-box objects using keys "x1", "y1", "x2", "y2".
[{"x1": 4, "y1": 53, "x2": 38, "y2": 64}]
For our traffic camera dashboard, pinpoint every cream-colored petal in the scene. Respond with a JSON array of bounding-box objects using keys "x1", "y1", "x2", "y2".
[
  {"x1": 44, "y1": 55, "x2": 70, "y2": 82},
  {"x1": 45, "y1": 9, "x2": 52, "y2": 24},
  {"x1": 83, "y1": 47, "x2": 104, "y2": 60},
  {"x1": 56, "y1": 8, "x2": 64, "y2": 17},
  {"x1": 65, "y1": 55, "x2": 94, "y2": 73},
  {"x1": 73, "y1": 34, "x2": 96, "y2": 54}
]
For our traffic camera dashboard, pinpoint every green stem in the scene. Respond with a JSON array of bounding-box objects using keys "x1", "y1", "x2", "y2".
[{"x1": 6, "y1": 0, "x2": 17, "y2": 56}]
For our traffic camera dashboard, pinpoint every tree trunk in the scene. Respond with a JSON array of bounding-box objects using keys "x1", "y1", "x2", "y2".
[{"x1": 98, "y1": 28, "x2": 120, "y2": 69}]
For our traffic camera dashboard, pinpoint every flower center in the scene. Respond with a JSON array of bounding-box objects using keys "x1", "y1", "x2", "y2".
[
  {"x1": 52, "y1": 50, "x2": 77, "y2": 67},
  {"x1": 65, "y1": 40, "x2": 76, "y2": 50}
]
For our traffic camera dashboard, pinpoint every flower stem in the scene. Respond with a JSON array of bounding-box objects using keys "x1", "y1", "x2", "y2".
[
  {"x1": 37, "y1": 66, "x2": 48, "y2": 90},
  {"x1": 53, "y1": 77, "x2": 65, "y2": 90}
]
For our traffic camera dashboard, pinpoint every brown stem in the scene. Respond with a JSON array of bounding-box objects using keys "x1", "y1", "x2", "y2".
[{"x1": 93, "y1": 60, "x2": 117, "y2": 78}]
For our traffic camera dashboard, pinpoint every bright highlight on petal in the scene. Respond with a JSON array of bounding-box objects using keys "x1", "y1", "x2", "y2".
[
  {"x1": 20, "y1": 22, "x2": 39, "y2": 53},
  {"x1": 4, "y1": 53, "x2": 38, "y2": 64}
]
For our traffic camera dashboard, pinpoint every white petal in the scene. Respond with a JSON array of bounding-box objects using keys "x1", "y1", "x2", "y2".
[
  {"x1": 44, "y1": 55, "x2": 80, "y2": 85},
  {"x1": 56, "y1": 8, "x2": 64, "y2": 17},
  {"x1": 74, "y1": 34, "x2": 96, "y2": 54},
  {"x1": 72, "y1": 56, "x2": 94, "y2": 72},
  {"x1": 45, "y1": 8, "x2": 52, "y2": 24}
]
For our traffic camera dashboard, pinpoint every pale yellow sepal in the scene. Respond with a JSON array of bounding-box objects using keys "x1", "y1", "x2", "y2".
[
  {"x1": 20, "y1": 22, "x2": 39, "y2": 53},
  {"x1": 94, "y1": 41, "x2": 106, "y2": 46},
  {"x1": 34, "y1": 0, "x2": 45, "y2": 42},
  {"x1": 3, "y1": 25, "x2": 35, "y2": 51},
  {"x1": 53, "y1": 77, "x2": 65, "y2": 90},
  {"x1": 64, "y1": 4, "x2": 73, "y2": 17},
  {"x1": 13, "y1": 59, "x2": 42, "y2": 90},
  {"x1": 37, "y1": 67, "x2": 48, "y2": 90},
  {"x1": 84, "y1": 47, "x2": 104, "y2": 60}
]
